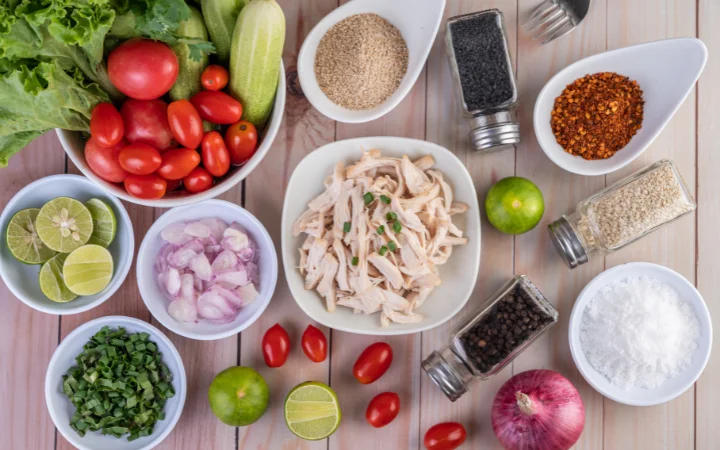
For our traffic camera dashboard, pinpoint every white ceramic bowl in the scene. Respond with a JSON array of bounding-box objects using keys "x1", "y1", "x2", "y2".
[
  {"x1": 534, "y1": 38, "x2": 707, "y2": 176},
  {"x1": 46, "y1": 316, "x2": 186, "y2": 450},
  {"x1": 297, "y1": 0, "x2": 445, "y2": 123},
  {"x1": 569, "y1": 262, "x2": 712, "y2": 406},
  {"x1": 58, "y1": 63, "x2": 286, "y2": 207},
  {"x1": 136, "y1": 199, "x2": 278, "y2": 340},
  {"x1": 0, "y1": 175, "x2": 134, "y2": 315},
  {"x1": 281, "y1": 137, "x2": 481, "y2": 335}
]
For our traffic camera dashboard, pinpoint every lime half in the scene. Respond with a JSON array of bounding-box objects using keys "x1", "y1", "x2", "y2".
[
  {"x1": 63, "y1": 245, "x2": 113, "y2": 295},
  {"x1": 39, "y1": 254, "x2": 77, "y2": 302},
  {"x1": 36, "y1": 197, "x2": 93, "y2": 253},
  {"x1": 284, "y1": 381, "x2": 341, "y2": 440},
  {"x1": 6, "y1": 208, "x2": 56, "y2": 264},
  {"x1": 85, "y1": 199, "x2": 116, "y2": 248}
]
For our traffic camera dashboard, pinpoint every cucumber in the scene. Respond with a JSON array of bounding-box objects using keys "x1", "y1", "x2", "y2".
[
  {"x1": 201, "y1": 0, "x2": 248, "y2": 63},
  {"x1": 229, "y1": 0, "x2": 285, "y2": 126},
  {"x1": 169, "y1": 6, "x2": 210, "y2": 101}
]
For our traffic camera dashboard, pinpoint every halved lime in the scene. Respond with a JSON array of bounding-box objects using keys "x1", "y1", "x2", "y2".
[
  {"x1": 36, "y1": 197, "x2": 93, "y2": 253},
  {"x1": 39, "y1": 254, "x2": 77, "y2": 302},
  {"x1": 85, "y1": 199, "x2": 116, "y2": 248},
  {"x1": 6, "y1": 208, "x2": 56, "y2": 264},
  {"x1": 63, "y1": 245, "x2": 113, "y2": 296},
  {"x1": 284, "y1": 381, "x2": 341, "y2": 440}
]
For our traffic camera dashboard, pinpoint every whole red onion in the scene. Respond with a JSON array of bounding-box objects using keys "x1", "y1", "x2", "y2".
[{"x1": 491, "y1": 369, "x2": 585, "y2": 450}]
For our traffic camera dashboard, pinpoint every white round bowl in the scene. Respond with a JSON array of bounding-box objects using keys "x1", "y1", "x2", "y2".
[
  {"x1": 58, "y1": 63, "x2": 286, "y2": 207},
  {"x1": 281, "y1": 137, "x2": 481, "y2": 335},
  {"x1": 0, "y1": 175, "x2": 134, "y2": 315},
  {"x1": 136, "y1": 199, "x2": 278, "y2": 340},
  {"x1": 46, "y1": 316, "x2": 186, "y2": 450},
  {"x1": 569, "y1": 262, "x2": 712, "y2": 406}
]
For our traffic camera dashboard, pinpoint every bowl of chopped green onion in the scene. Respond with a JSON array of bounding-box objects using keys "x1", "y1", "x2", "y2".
[{"x1": 45, "y1": 316, "x2": 186, "y2": 450}]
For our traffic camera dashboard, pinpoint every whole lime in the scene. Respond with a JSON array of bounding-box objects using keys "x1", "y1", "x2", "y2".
[
  {"x1": 485, "y1": 177, "x2": 545, "y2": 235},
  {"x1": 208, "y1": 366, "x2": 269, "y2": 426}
]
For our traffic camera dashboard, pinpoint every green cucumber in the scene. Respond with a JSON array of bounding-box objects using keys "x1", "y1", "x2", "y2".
[
  {"x1": 169, "y1": 6, "x2": 210, "y2": 101},
  {"x1": 229, "y1": 0, "x2": 285, "y2": 126},
  {"x1": 201, "y1": 0, "x2": 248, "y2": 63}
]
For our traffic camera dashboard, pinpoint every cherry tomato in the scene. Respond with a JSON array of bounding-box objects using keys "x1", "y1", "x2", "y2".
[
  {"x1": 201, "y1": 65, "x2": 229, "y2": 91},
  {"x1": 166, "y1": 178, "x2": 183, "y2": 192},
  {"x1": 200, "y1": 131, "x2": 231, "y2": 178},
  {"x1": 353, "y1": 342, "x2": 393, "y2": 384},
  {"x1": 183, "y1": 167, "x2": 214, "y2": 193},
  {"x1": 224, "y1": 120, "x2": 258, "y2": 165},
  {"x1": 190, "y1": 91, "x2": 242, "y2": 124},
  {"x1": 157, "y1": 148, "x2": 201, "y2": 180},
  {"x1": 262, "y1": 323, "x2": 290, "y2": 368},
  {"x1": 121, "y1": 99, "x2": 174, "y2": 150},
  {"x1": 108, "y1": 38, "x2": 178, "y2": 100},
  {"x1": 301, "y1": 325, "x2": 327, "y2": 363},
  {"x1": 424, "y1": 422, "x2": 467, "y2": 450},
  {"x1": 90, "y1": 103, "x2": 124, "y2": 148},
  {"x1": 124, "y1": 173, "x2": 167, "y2": 199},
  {"x1": 84, "y1": 137, "x2": 129, "y2": 183},
  {"x1": 168, "y1": 100, "x2": 203, "y2": 149},
  {"x1": 366, "y1": 392, "x2": 400, "y2": 428},
  {"x1": 118, "y1": 143, "x2": 162, "y2": 175}
]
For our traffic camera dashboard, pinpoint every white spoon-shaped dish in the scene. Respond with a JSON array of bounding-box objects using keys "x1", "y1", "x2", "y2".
[
  {"x1": 534, "y1": 38, "x2": 707, "y2": 176},
  {"x1": 297, "y1": 0, "x2": 446, "y2": 123}
]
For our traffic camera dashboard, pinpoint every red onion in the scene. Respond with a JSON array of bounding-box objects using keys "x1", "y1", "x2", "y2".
[{"x1": 491, "y1": 370, "x2": 585, "y2": 450}]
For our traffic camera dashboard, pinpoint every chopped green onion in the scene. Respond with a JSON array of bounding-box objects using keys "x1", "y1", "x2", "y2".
[
  {"x1": 363, "y1": 192, "x2": 374, "y2": 205},
  {"x1": 380, "y1": 195, "x2": 391, "y2": 204},
  {"x1": 388, "y1": 241, "x2": 397, "y2": 252},
  {"x1": 377, "y1": 225, "x2": 385, "y2": 235},
  {"x1": 343, "y1": 221, "x2": 351, "y2": 233},
  {"x1": 379, "y1": 246, "x2": 388, "y2": 256},
  {"x1": 386, "y1": 211, "x2": 397, "y2": 221},
  {"x1": 392, "y1": 221, "x2": 402, "y2": 234},
  {"x1": 352, "y1": 256, "x2": 359, "y2": 266}
]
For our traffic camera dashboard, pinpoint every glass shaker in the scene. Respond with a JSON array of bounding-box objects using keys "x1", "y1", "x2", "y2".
[
  {"x1": 549, "y1": 159, "x2": 696, "y2": 268},
  {"x1": 422, "y1": 276, "x2": 558, "y2": 401}
]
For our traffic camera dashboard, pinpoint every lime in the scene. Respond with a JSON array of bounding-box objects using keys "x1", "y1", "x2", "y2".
[
  {"x1": 85, "y1": 199, "x2": 117, "y2": 248},
  {"x1": 284, "y1": 381, "x2": 341, "y2": 440},
  {"x1": 5, "y1": 208, "x2": 56, "y2": 264},
  {"x1": 209, "y1": 366, "x2": 269, "y2": 426},
  {"x1": 485, "y1": 177, "x2": 545, "y2": 235},
  {"x1": 63, "y1": 245, "x2": 113, "y2": 295},
  {"x1": 35, "y1": 197, "x2": 93, "y2": 253},
  {"x1": 39, "y1": 254, "x2": 78, "y2": 302}
]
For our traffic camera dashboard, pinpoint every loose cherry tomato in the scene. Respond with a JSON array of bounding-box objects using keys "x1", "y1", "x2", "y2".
[
  {"x1": 301, "y1": 325, "x2": 327, "y2": 363},
  {"x1": 424, "y1": 422, "x2": 467, "y2": 450},
  {"x1": 183, "y1": 167, "x2": 214, "y2": 193},
  {"x1": 168, "y1": 100, "x2": 203, "y2": 149},
  {"x1": 121, "y1": 99, "x2": 174, "y2": 150},
  {"x1": 201, "y1": 65, "x2": 229, "y2": 91},
  {"x1": 262, "y1": 323, "x2": 290, "y2": 368},
  {"x1": 157, "y1": 148, "x2": 201, "y2": 180},
  {"x1": 84, "y1": 137, "x2": 129, "y2": 183},
  {"x1": 124, "y1": 173, "x2": 167, "y2": 199},
  {"x1": 190, "y1": 91, "x2": 242, "y2": 124},
  {"x1": 224, "y1": 120, "x2": 258, "y2": 165},
  {"x1": 108, "y1": 38, "x2": 178, "y2": 100},
  {"x1": 353, "y1": 342, "x2": 393, "y2": 384},
  {"x1": 118, "y1": 143, "x2": 162, "y2": 175},
  {"x1": 90, "y1": 103, "x2": 124, "y2": 148},
  {"x1": 201, "y1": 131, "x2": 231, "y2": 177},
  {"x1": 366, "y1": 392, "x2": 400, "y2": 428}
]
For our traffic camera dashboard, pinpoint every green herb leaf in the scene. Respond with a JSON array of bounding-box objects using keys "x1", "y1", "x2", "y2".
[
  {"x1": 392, "y1": 221, "x2": 402, "y2": 234},
  {"x1": 343, "y1": 221, "x2": 351, "y2": 233},
  {"x1": 380, "y1": 195, "x2": 391, "y2": 204},
  {"x1": 376, "y1": 225, "x2": 385, "y2": 235},
  {"x1": 351, "y1": 256, "x2": 359, "y2": 266},
  {"x1": 388, "y1": 241, "x2": 397, "y2": 252},
  {"x1": 386, "y1": 211, "x2": 397, "y2": 221},
  {"x1": 363, "y1": 192, "x2": 374, "y2": 205},
  {"x1": 379, "y1": 246, "x2": 388, "y2": 256}
]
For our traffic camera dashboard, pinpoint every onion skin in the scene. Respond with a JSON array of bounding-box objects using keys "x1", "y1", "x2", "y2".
[{"x1": 491, "y1": 370, "x2": 585, "y2": 450}]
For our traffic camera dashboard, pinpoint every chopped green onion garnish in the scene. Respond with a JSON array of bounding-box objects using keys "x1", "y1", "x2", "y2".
[
  {"x1": 343, "y1": 221, "x2": 351, "y2": 233},
  {"x1": 352, "y1": 256, "x2": 359, "y2": 266},
  {"x1": 380, "y1": 195, "x2": 391, "y2": 204},
  {"x1": 377, "y1": 225, "x2": 385, "y2": 235},
  {"x1": 386, "y1": 211, "x2": 397, "y2": 221},
  {"x1": 379, "y1": 246, "x2": 388, "y2": 256},
  {"x1": 392, "y1": 221, "x2": 402, "y2": 234},
  {"x1": 388, "y1": 241, "x2": 397, "y2": 252},
  {"x1": 363, "y1": 192, "x2": 374, "y2": 205}
]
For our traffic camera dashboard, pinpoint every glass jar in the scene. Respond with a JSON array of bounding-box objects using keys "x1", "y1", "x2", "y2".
[
  {"x1": 422, "y1": 276, "x2": 558, "y2": 402},
  {"x1": 549, "y1": 159, "x2": 696, "y2": 268},
  {"x1": 446, "y1": 9, "x2": 520, "y2": 153}
]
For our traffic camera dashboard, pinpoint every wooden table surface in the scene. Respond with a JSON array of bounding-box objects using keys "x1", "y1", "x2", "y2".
[{"x1": 2, "y1": 0, "x2": 719, "y2": 449}]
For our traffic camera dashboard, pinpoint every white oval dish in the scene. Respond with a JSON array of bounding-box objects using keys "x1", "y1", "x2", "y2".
[
  {"x1": 569, "y1": 262, "x2": 712, "y2": 406},
  {"x1": 281, "y1": 137, "x2": 481, "y2": 335},
  {"x1": 0, "y1": 175, "x2": 134, "y2": 315},
  {"x1": 46, "y1": 316, "x2": 186, "y2": 450},
  {"x1": 297, "y1": 0, "x2": 445, "y2": 123},
  {"x1": 534, "y1": 38, "x2": 707, "y2": 176},
  {"x1": 136, "y1": 199, "x2": 278, "y2": 340}
]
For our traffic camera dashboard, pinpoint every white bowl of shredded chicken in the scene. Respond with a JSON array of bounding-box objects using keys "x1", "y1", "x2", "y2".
[{"x1": 282, "y1": 137, "x2": 481, "y2": 335}]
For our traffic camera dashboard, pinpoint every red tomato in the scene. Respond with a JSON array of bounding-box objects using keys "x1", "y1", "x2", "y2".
[
  {"x1": 190, "y1": 91, "x2": 242, "y2": 124},
  {"x1": 262, "y1": 323, "x2": 290, "y2": 368},
  {"x1": 366, "y1": 392, "x2": 400, "y2": 428},
  {"x1": 157, "y1": 148, "x2": 201, "y2": 180},
  {"x1": 121, "y1": 99, "x2": 174, "y2": 150},
  {"x1": 424, "y1": 422, "x2": 467, "y2": 450},
  {"x1": 118, "y1": 143, "x2": 162, "y2": 175},
  {"x1": 201, "y1": 131, "x2": 231, "y2": 177},
  {"x1": 168, "y1": 100, "x2": 203, "y2": 149},
  {"x1": 90, "y1": 103, "x2": 124, "y2": 148},
  {"x1": 183, "y1": 167, "x2": 214, "y2": 193},
  {"x1": 166, "y1": 178, "x2": 183, "y2": 192},
  {"x1": 224, "y1": 120, "x2": 258, "y2": 165},
  {"x1": 301, "y1": 325, "x2": 327, "y2": 363},
  {"x1": 84, "y1": 137, "x2": 129, "y2": 183},
  {"x1": 201, "y1": 65, "x2": 229, "y2": 91},
  {"x1": 124, "y1": 174, "x2": 167, "y2": 199},
  {"x1": 353, "y1": 342, "x2": 393, "y2": 384},
  {"x1": 108, "y1": 38, "x2": 178, "y2": 100}
]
